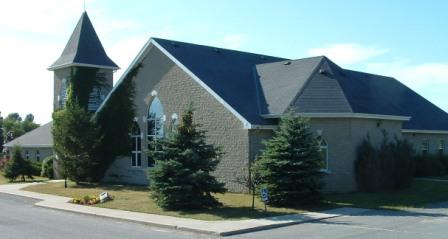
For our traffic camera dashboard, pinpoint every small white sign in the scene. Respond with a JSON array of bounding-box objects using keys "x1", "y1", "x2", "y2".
[{"x1": 99, "y1": 192, "x2": 109, "y2": 203}]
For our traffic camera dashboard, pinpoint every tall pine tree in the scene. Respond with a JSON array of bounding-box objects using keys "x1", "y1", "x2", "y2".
[
  {"x1": 254, "y1": 114, "x2": 323, "y2": 206},
  {"x1": 148, "y1": 106, "x2": 226, "y2": 209}
]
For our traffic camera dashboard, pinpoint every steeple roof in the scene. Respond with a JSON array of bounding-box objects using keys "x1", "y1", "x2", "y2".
[{"x1": 48, "y1": 12, "x2": 118, "y2": 71}]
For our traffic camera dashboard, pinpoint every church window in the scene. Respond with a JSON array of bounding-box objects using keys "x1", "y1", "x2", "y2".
[
  {"x1": 147, "y1": 97, "x2": 165, "y2": 167},
  {"x1": 131, "y1": 122, "x2": 142, "y2": 167}
]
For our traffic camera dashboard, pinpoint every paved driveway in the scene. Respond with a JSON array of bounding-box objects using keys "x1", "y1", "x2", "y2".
[{"x1": 231, "y1": 202, "x2": 448, "y2": 239}]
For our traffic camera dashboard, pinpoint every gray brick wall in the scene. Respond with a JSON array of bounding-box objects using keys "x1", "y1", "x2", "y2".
[
  {"x1": 104, "y1": 46, "x2": 250, "y2": 192},
  {"x1": 247, "y1": 118, "x2": 404, "y2": 193},
  {"x1": 403, "y1": 132, "x2": 448, "y2": 155}
]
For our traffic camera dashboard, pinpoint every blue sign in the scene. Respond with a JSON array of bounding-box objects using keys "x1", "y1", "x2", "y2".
[{"x1": 261, "y1": 187, "x2": 269, "y2": 202}]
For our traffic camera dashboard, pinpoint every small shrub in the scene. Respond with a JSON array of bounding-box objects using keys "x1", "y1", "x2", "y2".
[
  {"x1": 3, "y1": 146, "x2": 34, "y2": 182},
  {"x1": 355, "y1": 137, "x2": 382, "y2": 192},
  {"x1": 41, "y1": 155, "x2": 55, "y2": 179},
  {"x1": 30, "y1": 161, "x2": 42, "y2": 176},
  {"x1": 355, "y1": 135, "x2": 415, "y2": 192}
]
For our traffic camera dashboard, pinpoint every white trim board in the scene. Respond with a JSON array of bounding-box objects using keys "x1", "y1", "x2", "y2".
[
  {"x1": 262, "y1": 113, "x2": 411, "y2": 121},
  {"x1": 48, "y1": 62, "x2": 119, "y2": 71},
  {"x1": 402, "y1": 129, "x2": 448, "y2": 134}
]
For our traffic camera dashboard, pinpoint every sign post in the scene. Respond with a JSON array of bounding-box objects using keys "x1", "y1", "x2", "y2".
[{"x1": 260, "y1": 187, "x2": 269, "y2": 212}]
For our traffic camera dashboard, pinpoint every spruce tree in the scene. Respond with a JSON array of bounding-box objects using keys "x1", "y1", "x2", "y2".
[
  {"x1": 148, "y1": 106, "x2": 226, "y2": 209},
  {"x1": 253, "y1": 114, "x2": 323, "y2": 206},
  {"x1": 3, "y1": 146, "x2": 34, "y2": 182},
  {"x1": 52, "y1": 93, "x2": 101, "y2": 183}
]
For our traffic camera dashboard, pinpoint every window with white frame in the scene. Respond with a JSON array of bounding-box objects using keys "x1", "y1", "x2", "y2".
[
  {"x1": 421, "y1": 139, "x2": 429, "y2": 155},
  {"x1": 36, "y1": 150, "x2": 40, "y2": 161},
  {"x1": 25, "y1": 150, "x2": 30, "y2": 160},
  {"x1": 317, "y1": 136, "x2": 329, "y2": 171},
  {"x1": 147, "y1": 97, "x2": 164, "y2": 167},
  {"x1": 131, "y1": 122, "x2": 142, "y2": 167},
  {"x1": 439, "y1": 139, "x2": 445, "y2": 154}
]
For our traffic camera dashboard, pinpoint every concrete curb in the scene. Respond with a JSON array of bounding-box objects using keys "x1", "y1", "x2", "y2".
[{"x1": 0, "y1": 182, "x2": 370, "y2": 236}]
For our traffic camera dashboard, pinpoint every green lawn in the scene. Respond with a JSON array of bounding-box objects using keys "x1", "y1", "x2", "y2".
[
  {"x1": 24, "y1": 181, "x2": 316, "y2": 220},
  {"x1": 23, "y1": 179, "x2": 448, "y2": 221},
  {"x1": 323, "y1": 179, "x2": 448, "y2": 210},
  {"x1": 0, "y1": 171, "x2": 48, "y2": 185}
]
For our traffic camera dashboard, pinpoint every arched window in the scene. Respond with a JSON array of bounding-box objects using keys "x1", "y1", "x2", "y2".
[
  {"x1": 317, "y1": 137, "x2": 329, "y2": 171},
  {"x1": 131, "y1": 122, "x2": 142, "y2": 167},
  {"x1": 147, "y1": 97, "x2": 165, "y2": 167}
]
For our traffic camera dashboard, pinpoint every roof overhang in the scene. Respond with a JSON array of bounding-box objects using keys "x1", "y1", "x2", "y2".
[
  {"x1": 3, "y1": 144, "x2": 53, "y2": 148},
  {"x1": 48, "y1": 62, "x2": 119, "y2": 71},
  {"x1": 402, "y1": 129, "x2": 448, "y2": 134},
  {"x1": 262, "y1": 113, "x2": 411, "y2": 121}
]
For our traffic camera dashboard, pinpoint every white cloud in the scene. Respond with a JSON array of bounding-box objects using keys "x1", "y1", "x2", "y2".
[{"x1": 307, "y1": 43, "x2": 388, "y2": 66}]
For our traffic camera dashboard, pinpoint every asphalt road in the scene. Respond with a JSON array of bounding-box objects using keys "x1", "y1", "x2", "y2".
[
  {"x1": 230, "y1": 203, "x2": 448, "y2": 239},
  {"x1": 0, "y1": 193, "x2": 208, "y2": 239},
  {"x1": 1, "y1": 193, "x2": 448, "y2": 239}
]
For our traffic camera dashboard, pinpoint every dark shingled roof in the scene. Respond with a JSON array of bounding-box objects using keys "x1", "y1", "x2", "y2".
[
  {"x1": 338, "y1": 69, "x2": 448, "y2": 131},
  {"x1": 4, "y1": 122, "x2": 53, "y2": 148},
  {"x1": 110, "y1": 38, "x2": 448, "y2": 131},
  {"x1": 153, "y1": 38, "x2": 286, "y2": 125},
  {"x1": 49, "y1": 12, "x2": 118, "y2": 70},
  {"x1": 257, "y1": 56, "x2": 448, "y2": 130}
]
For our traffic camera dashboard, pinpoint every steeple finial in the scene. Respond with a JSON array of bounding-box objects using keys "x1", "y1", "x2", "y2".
[{"x1": 83, "y1": 0, "x2": 86, "y2": 11}]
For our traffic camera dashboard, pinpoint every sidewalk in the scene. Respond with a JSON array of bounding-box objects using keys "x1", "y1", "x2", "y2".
[{"x1": 0, "y1": 182, "x2": 370, "y2": 236}]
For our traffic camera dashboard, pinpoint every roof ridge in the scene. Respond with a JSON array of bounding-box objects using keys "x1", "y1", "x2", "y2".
[{"x1": 152, "y1": 38, "x2": 287, "y2": 61}]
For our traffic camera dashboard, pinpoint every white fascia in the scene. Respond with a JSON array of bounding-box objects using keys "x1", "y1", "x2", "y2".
[
  {"x1": 48, "y1": 63, "x2": 119, "y2": 71},
  {"x1": 402, "y1": 129, "x2": 448, "y2": 134},
  {"x1": 262, "y1": 113, "x2": 411, "y2": 121}
]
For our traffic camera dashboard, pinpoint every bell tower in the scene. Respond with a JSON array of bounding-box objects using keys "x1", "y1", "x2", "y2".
[{"x1": 48, "y1": 11, "x2": 119, "y2": 112}]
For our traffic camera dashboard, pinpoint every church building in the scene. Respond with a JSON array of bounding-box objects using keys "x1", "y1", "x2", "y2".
[{"x1": 5, "y1": 12, "x2": 448, "y2": 193}]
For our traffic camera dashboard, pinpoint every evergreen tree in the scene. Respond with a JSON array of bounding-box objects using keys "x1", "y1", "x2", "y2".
[
  {"x1": 253, "y1": 114, "x2": 323, "y2": 206},
  {"x1": 3, "y1": 146, "x2": 34, "y2": 181},
  {"x1": 0, "y1": 113, "x2": 4, "y2": 154},
  {"x1": 148, "y1": 106, "x2": 226, "y2": 209},
  {"x1": 52, "y1": 87, "x2": 101, "y2": 183}
]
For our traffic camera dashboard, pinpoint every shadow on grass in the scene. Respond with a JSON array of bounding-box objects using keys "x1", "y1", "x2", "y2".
[
  {"x1": 169, "y1": 202, "x2": 335, "y2": 220},
  {"x1": 70, "y1": 182, "x2": 149, "y2": 192}
]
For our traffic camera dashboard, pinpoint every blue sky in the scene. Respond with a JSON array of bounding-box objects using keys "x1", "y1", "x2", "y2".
[{"x1": 1, "y1": 0, "x2": 447, "y2": 123}]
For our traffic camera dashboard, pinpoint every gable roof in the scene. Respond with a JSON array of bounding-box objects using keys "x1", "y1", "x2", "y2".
[
  {"x1": 258, "y1": 57, "x2": 448, "y2": 131},
  {"x1": 256, "y1": 56, "x2": 353, "y2": 115},
  {"x1": 3, "y1": 122, "x2": 53, "y2": 148},
  {"x1": 48, "y1": 12, "x2": 118, "y2": 71},
  {"x1": 101, "y1": 38, "x2": 448, "y2": 131},
  {"x1": 151, "y1": 38, "x2": 286, "y2": 126}
]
